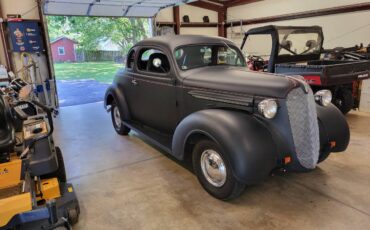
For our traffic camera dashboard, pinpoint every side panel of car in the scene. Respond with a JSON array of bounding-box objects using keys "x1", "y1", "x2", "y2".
[
  {"x1": 130, "y1": 72, "x2": 178, "y2": 133},
  {"x1": 172, "y1": 109, "x2": 278, "y2": 184},
  {"x1": 129, "y1": 46, "x2": 180, "y2": 133}
]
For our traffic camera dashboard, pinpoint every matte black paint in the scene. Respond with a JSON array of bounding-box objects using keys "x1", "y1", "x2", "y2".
[
  {"x1": 316, "y1": 104, "x2": 350, "y2": 152},
  {"x1": 105, "y1": 35, "x2": 350, "y2": 184},
  {"x1": 172, "y1": 109, "x2": 277, "y2": 184}
]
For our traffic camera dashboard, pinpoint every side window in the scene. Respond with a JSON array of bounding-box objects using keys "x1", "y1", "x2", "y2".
[
  {"x1": 127, "y1": 50, "x2": 135, "y2": 69},
  {"x1": 137, "y1": 48, "x2": 170, "y2": 74}
]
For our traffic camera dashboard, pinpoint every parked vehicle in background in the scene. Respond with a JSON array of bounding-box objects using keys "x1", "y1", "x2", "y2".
[
  {"x1": 323, "y1": 43, "x2": 370, "y2": 61},
  {"x1": 241, "y1": 25, "x2": 370, "y2": 114},
  {"x1": 105, "y1": 35, "x2": 350, "y2": 200}
]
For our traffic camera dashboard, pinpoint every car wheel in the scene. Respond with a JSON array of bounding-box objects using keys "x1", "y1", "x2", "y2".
[
  {"x1": 192, "y1": 139, "x2": 246, "y2": 200},
  {"x1": 334, "y1": 88, "x2": 354, "y2": 115},
  {"x1": 111, "y1": 102, "x2": 130, "y2": 135}
]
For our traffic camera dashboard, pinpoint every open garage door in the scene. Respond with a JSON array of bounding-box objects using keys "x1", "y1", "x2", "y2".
[
  {"x1": 41, "y1": 0, "x2": 196, "y2": 107},
  {"x1": 43, "y1": 0, "x2": 195, "y2": 17}
]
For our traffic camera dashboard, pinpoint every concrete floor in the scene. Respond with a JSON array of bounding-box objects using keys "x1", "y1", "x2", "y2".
[{"x1": 54, "y1": 102, "x2": 370, "y2": 230}]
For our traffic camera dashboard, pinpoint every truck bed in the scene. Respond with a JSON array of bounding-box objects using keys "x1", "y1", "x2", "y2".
[{"x1": 275, "y1": 60, "x2": 370, "y2": 86}]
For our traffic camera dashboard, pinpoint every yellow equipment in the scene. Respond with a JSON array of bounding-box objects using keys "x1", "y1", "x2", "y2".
[{"x1": 0, "y1": 82, "x2": 79, "y2": 230}]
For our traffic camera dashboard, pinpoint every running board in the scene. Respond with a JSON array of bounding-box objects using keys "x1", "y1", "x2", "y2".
[{"x1": 123, "y1": 121, "x2": 173, "y2": 154}]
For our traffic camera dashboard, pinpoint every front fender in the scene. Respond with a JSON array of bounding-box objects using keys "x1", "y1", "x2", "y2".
[
  {"x1": 317, "y1": 104, "x2": 350, "y2": 152},
  {"x1": 104, "y1": 84, "x2": 130, "y2": 120},
  {"x1": 172, "y1": 109, "x2": 277, "y2": 184}
]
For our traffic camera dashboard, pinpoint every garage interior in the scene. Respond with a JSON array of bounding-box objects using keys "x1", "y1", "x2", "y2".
[{"x1": 1, "y1": 0, "x2": 370, "y2": 229}]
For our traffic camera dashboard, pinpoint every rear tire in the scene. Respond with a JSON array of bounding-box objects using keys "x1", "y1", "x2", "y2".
[
  {"x1": 111, "y1": 102, "x2": 130, "y2": 135},
  {"x1": 192, "y1": 139, "x2": 246, "y2": 200},
  {"x1": 334, "y1": 88, "x2": 354, "y2": 114}
]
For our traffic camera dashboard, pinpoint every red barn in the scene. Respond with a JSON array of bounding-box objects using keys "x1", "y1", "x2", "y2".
[{"x1": 50, "y1": 36, "x2": 77, "y2": 62}]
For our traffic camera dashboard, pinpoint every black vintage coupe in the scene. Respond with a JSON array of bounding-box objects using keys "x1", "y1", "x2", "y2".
[{"x1": 104, "y1": 35, "x2": 350, "y2": 200}]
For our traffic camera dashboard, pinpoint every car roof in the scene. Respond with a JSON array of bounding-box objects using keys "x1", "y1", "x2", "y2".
[{"x1": 134, "y1": 35, "x2": 236, "y2": 51}]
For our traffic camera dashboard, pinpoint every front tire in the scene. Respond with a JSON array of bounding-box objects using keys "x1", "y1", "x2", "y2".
[
  {"x1": 111, "y1": 102, "x2": 130, "y2": 135},
  {"x1": 192, "y1": 140, "x2": 246, "y2": 200},
  {"x1": 333, "y1": 88, "x2": 354, "y2": 114}
]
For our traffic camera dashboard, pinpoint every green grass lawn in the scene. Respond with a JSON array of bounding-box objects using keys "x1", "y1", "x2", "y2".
[{"x1": 54, "y1": 61, "x2": 123, "y2": 84}]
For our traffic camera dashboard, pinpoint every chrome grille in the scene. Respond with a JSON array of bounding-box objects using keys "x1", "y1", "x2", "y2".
[{"x1": 286, "y1": 87, "x2": 320, "y2": 169}]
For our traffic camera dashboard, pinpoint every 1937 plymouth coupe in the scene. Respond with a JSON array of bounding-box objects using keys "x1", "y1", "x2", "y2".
[{"x1": 104, "y1": 35, "x2": 350, "y2": 200}]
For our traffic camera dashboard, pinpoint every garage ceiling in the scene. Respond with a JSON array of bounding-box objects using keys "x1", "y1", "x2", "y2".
[{"x1": 43, "y1": 0, "x2": 196, "y2": 17}]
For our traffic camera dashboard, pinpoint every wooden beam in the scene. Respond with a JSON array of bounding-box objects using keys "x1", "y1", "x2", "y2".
[
  {"x1": 156, "y1": 22, "x2": 176, "y2": 27},
  {"x1": 224, "y1": 0, "x2": 262, "y2": 8},
  {"x1": 226, "y1": 2, "x2": 370, "y2": 27},
  {"x1": 0, "y1": 2, "x2": 13, "y2": 74},
  {"x1": 187, "y1": 1, "x2": 224, "y2": 12},
  {"x1": 156, "y1": 22, "x2": 219, "y2": 28},
  {"x1": 181, "y1": 22, "x2": 219, "y2": 27},
  {"x1": 206, "y1": 0, "x2": 225, "y2": 5},
  {"x1": 173, "y1": 6, "x2": 180, "y2": 34},
  {"x1": 218, "y1": 7, "x2": 226, "y2": 37}
]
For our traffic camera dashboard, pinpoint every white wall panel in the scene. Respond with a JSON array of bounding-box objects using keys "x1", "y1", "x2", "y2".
[
  {"x1": 227, "y1": 0, "x2": 370, "y2": 49},
  {"x1": 227, "y1": 0, "x2": 370, "y2": 20},
  {"x1": 180, "y1": 27, "x2": 218, "y2": 36}
]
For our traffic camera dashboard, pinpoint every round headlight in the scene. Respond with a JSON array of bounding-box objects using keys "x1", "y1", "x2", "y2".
[
  {"x1": 315, "y1": 90, "x2": 332, "y2": 106},
  {"x1": 258, "y1": 99, "x2": 278, "y2": 119}
]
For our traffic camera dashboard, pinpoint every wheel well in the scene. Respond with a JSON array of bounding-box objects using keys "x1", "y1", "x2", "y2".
[
  {"x1": 106, "y1": 94, "x2": 114, "y2": 106},
  {"x1": 183, "y1": 132, "x2": 211, "y2": 166}
]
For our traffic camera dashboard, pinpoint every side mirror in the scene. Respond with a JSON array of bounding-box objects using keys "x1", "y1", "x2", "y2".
[{"x1": 152, "y1": 58, "x2": 162, "y2": 68}]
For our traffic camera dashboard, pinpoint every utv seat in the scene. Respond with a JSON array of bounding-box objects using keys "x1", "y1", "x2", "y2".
[
  {"x1": 306, "y1": 40, "x2": 317, "y2": 50},
  {"x1": 280, "y1": 40, "x2": 292, "y2": 51}
]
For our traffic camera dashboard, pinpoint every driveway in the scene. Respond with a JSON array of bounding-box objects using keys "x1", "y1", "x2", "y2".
[{"x1": 56, "y1": 79, "x2": 110, "y2": 107}]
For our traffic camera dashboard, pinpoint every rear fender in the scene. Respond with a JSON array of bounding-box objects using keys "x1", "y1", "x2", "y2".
[{"x1": 172, "y1": 109, "x2": 277, "y2": 184}]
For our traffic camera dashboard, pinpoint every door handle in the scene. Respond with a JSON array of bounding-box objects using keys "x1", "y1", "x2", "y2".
[{"x1": 131, "y1": 79, "x2": 138, "y2": 86}]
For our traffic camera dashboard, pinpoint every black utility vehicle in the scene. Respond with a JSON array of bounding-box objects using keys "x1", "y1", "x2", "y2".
[
  {"x1": 105, "y1": 35, "x2": 350, "y2": 200},
  {"x1": 241, "y1": 25, "x2": 370, "y2": 114},
  {"x1": 323, "y1": 43, "x2": 370, "y2": 61}
]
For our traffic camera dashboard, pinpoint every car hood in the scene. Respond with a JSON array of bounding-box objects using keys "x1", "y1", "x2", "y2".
[{"x1": 181, "y1": 66, "x2": 298, "y2": 98}]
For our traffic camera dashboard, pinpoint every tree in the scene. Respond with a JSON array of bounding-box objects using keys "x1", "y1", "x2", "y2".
[{"x1": 46, "y1": 16, "x2": 150, "y2": 53}]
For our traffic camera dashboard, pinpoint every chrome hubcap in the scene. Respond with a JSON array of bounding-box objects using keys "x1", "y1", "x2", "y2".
[
  {"x1": 113, "y1": 106, "x2": 121, "y2": 128},
  {"x1": 200, "y1": 149, "x2": 227, "y2": 187}
]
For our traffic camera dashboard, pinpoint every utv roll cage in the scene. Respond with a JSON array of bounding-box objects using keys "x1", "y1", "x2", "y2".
[{"x1": 240, "y1": 25, "x2": 324, "y2": 72}]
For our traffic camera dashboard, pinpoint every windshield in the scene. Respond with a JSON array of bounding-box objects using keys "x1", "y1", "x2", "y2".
[
  {"x1": 175, "y1": 44, "x2": 246, "y2": 71},
  {"x1": 278, "y1": 29, "x2": 322, "y2": 56}
]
